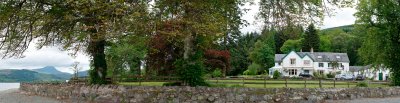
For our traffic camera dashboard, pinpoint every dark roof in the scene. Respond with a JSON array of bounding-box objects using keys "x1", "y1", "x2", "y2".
[{"x1": 275, "y1": 52, "x2": 350, "y2": 62}]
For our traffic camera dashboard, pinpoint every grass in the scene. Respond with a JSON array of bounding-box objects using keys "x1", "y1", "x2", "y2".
[{"x1": 118, "y1": 79, "x2": 389, "y2": 88}]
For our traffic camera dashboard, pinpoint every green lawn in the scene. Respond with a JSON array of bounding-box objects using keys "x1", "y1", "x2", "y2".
[{"x1": 118, "y1": 79, "x2": 389, "y2": 88}]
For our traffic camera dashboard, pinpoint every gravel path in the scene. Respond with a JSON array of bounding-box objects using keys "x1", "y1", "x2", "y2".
[
  {"x1": 0, "y1": 89, "x2": 61, "y2": 103},
  {"x1": 326, "y1": 96, "x2": 400, "y2": 103}
]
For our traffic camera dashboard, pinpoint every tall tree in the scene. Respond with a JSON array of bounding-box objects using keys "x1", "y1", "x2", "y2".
[
  {"x1": 228, "y1": 32, "x2": 260, "y2": 76},
  {"x1": 249, "y1": 30, "x2": 275, "y2": 72},
  {"x1": 0, "y1": 1, "x2": 150, "y2": 84},
  {"x1": 302, "y1": 24, "x2": 320, "y2": 52},
  {"x1": 280, "y1": 39, "x2": 303, "y2": 53},
  {"x1": 153, "y1": 0, "x2": 244, "y2": 86},
  {"x1": 355, "y1": 0, "x2": 400, "y2": 85}
]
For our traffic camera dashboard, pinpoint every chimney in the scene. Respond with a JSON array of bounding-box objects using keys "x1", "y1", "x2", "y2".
[
  {"x1": 300, "y1": 49, "x2": 303, "y2": 52},
  {"x1": 311, "y1": 48, "x2": 314, "y2": 53}
]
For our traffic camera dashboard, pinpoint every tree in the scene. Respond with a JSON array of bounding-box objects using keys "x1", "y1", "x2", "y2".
[
  {"x1": 0, "y1": 1, "x2": 150, "y2": 84},
  {"x1": 228, "y1": 32, "x2": 260, "y2": 76},
  {"x1": 249, "y1": 30, "x2": 275, "y2": 72},
  {"x1": 70, "y1": 62, "x2": 81, "y2": 79},
  {"x1": 153, "y1": 0, "x2": 245, "y2": 86},
  {"x1": 302, "y1": 24, "x2": 320, "y2": 52},
  {"x1": 280, "y1": 39, "x2": 303, "y2": 53},
  {"x1": 355, "y1": 0, "x2": 400, "y2": 85},
  {"x1": 258, "y1": 0, "x2": 353, "y2": 29}
]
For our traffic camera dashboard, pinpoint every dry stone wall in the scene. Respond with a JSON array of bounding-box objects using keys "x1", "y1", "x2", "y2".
[{"x1": 20, "y1": 83, "x2": 400, "y2": 103}]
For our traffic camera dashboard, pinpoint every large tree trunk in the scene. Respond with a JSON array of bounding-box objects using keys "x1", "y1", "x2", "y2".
[
  {"x1": 183, "y1": 34, "x2": 194, "y2": 60},
  {"x1": 89, "y1": 39, "x2": 108, "y2": 84}
]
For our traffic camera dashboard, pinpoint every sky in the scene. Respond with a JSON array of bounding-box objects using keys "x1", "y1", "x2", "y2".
[{"x1": 0, "y1": 2, "x2": 357, "y2": 73}]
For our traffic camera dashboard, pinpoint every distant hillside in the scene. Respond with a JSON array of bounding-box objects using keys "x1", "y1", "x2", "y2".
[
  {"x1": 0, "y1": 69, "x2": 65, "y2": 82},
  {"x1": 32, "y1": 66, "x2": 72, "y2": 79},
  {"x1": 77, "y1": 70, "x2": 88, "y2": 77},
  {"x1": 322, "y1": 25, "x2": 354, "y2": 32}
]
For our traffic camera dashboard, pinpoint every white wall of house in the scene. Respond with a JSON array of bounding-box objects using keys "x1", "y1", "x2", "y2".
[{"x1": 270, "y1": 51, "x2": 350, "y2": 77}]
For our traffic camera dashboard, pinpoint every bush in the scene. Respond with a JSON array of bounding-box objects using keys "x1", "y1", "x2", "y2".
[
  {"x1": 243, "y1": 63, "x2": 260, "y2": 75},
  {"x1": 356, "y1": 81, "x2": 368, "y2": 87},
  {"x1": 327, "y1": 73, "x2": 335, "y2": 78},
  {"x1": 175, "y1": 52, "x2": 209, "y2": 86},
  {"x1": 211, "y1": 68, "x2": 223, "y2": 78},
  {"x1": 313, "y1": 72, "x2": 326, "y2": 79},
  {"x1": 273, "y1": 70, "x2": 280, "y2": 79}
]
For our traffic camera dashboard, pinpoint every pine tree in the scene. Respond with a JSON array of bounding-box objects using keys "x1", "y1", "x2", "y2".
[{"x1": 302, "y1": 24, "x2": 320, "y2": 52}]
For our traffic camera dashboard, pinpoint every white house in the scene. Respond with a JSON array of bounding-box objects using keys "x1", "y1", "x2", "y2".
[
  {"x1": 351, "y1": 65, "x2": 390, "y2": 81},
  {"x1": 269, "y1": 50, "x2": 350, "y2": 77}
]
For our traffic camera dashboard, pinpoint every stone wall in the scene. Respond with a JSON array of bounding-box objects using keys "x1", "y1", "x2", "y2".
[{"x1": 20, "y1": 83, "x2": 400, "y2": 103}]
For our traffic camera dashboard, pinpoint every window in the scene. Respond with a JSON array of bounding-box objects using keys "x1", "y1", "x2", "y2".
[
  {"x1": 278, "y1": 62, "x2": 282, "y2": 66},
  {"x1": 304, "y1": 60, "x2": 310, "y2": 65},
  {"x1": 336, "y1": 56, "x2": 341, "y2": 58},
  {"x1": 318, "y1": 63, "x2": 324, "y2": 67},
  {"x1": 317, "y1": 56, "x2": 322, "y2": 58},
  {"x1": 328, "y1": 63, "x2": 332, "y2": 67},
  {"x1": 289, "y1": 69, "x2": 298, "y2": 75},
  {"x1": 290, "y1": 58, "x2": 296, "y2": 65}
]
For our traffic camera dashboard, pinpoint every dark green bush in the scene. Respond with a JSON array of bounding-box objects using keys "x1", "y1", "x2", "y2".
[
  {"x1": 356, "y1": 81, "x2": 368, "y2": 87},
  {"x1": 175, "y1": 52, "x2": 209, "y2": 87},
  {"x1": 273, "y1": 70, "x2": 280, "y2": 79},
  {"x1": 327, "y1": 73, "x2": 335, "y2": 78}
]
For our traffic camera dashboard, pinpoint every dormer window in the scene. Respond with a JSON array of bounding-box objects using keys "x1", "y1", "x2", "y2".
[
  {"x1": 317, "y1": 56, "x2": 322, "y2": 58},
  {"x1": 336, "y1": 56, "x2": 341, "y2": 58}
]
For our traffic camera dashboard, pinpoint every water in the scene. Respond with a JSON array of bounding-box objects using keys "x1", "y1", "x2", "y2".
[{"x1": 0, "y1": 83, "x2": 20, "y2": 91}]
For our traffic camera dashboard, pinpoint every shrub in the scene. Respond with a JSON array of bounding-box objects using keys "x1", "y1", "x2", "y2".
[
  {"x1": 211, "y1": 68, "x2": 223, "y2": 78},
  {"x1": 273, "y1": 70, "x2": 280, "y2": 79},
  {"x1": 356, "y1": 81, "x2": 368, "y2": 87},
  {"x1": 175, "y1": 52, "x2": 209, "y2": 86},
  {"x1": 243, "y1": 63, "x2": 260, "y2": 75},
  {"x1": 327, "y1": 73, "x2": 335, "y2": 78}
]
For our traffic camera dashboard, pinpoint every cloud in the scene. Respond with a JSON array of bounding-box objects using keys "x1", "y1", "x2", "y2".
[{"x1": 0, "y1": 45, "x2": 90, "y2": 73}]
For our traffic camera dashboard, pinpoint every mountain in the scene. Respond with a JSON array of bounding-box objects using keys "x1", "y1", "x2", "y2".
[
  {"x1": 77, "y1": 70, "x2": 89, "y2": 77},
  {"x1": 32, "y1": 66, "x2": 72, "y2": 79},
  {"x1": 322, "y1": 25, "x2": 354, "y2": 32},
  {"x1": 0, "y1": 69, "x2": 65, "y2": 82}
]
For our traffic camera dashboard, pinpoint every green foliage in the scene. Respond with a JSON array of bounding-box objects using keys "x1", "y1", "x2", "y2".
[
  {"x1": 228, "y1": 32, "x2": 260, "y2": 76},
  {"x1": 356, "y1": 81, "x2": 368, "y2": 87},
  {"x1": 211, "y1": 68, "x2": 223, "y2": 78},
  {"x1": 243, "y1": 63, "x2": 261, "y2": 75},
  {"x1": 327, "y1": 73, "x2": 335, "y2": 78},
  {"x1": 312, "y1": 72, "x2": 326, "y2": 79},
  {"x1": 175, "y1": 52, "x2": 208, "y2": 87},
  {"x1": 302, "y1": 23, "x2": 320, "y2": 51},
  {"x1": 273, "y1": 70, "x2": 281, "y2": 79},
  {"x1": 249, "y1": 31, "x2": 275, "y2": 71},
  {"x1": 355, "y1": 0, "x2": 400, "y2": 85},
  {"x1": 280, "y1": 39, "x2": 303, "y2": 53}
]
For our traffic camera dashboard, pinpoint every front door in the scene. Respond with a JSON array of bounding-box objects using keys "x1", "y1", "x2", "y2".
[{"x1": 379, "y1": 73, "x2": 383, "y2": 81}]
